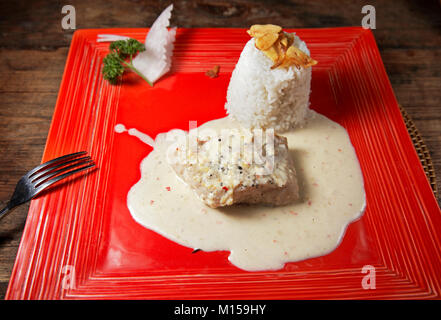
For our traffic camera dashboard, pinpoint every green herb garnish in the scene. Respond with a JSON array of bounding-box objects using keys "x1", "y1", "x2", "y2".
[{"x1": 102, "y1": 39, "x2": 152, "y2": 86}]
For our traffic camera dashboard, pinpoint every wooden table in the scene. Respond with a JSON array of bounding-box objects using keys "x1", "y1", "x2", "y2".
[{"x1": 0, "y1": 0, "x2": 440, "y2": 299}]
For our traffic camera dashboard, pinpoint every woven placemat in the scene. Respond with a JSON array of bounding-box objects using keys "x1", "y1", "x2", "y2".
[{"x1": 400, "y1": 105, "x2": 438, "y2": 198}]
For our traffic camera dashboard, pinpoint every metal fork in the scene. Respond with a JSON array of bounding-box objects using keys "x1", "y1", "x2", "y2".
[{"x1": 0, "y1": 151, "x2": 95, "y2": 221}]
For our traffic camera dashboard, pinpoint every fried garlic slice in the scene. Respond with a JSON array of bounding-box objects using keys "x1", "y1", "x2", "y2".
[
  {"x1": 255, "y1": 32, "x2": 280, "y2": 51},
  {"x1": 281, "y1": 46, "x2": 318, "y2": 69},
  {"x1": 247, "y1": 24, "x2": 282, "y2": 38},
  {"x1": 247, "y1": 24, "x2": 317, "y2": 70}
]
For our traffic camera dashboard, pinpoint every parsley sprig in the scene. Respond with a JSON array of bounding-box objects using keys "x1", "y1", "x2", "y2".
[{"x1": 102, "y1": 39, "x2": 152, "y2": 86}]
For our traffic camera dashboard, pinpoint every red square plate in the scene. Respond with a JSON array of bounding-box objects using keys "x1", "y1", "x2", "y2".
[{"x1": 6, "y1": 27, "x2": 441, "y2": 299}]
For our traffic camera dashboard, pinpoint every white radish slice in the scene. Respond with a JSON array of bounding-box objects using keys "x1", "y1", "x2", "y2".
[
  {"x1": 132, "y1": 4, "x2": 176, "y2": 84},
  {"x1": 97, "y1": 34, "x2": 131, "y2": 42}
]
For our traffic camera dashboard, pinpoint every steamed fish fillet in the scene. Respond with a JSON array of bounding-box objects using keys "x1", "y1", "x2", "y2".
[{"x1": 167, "y1": 129, "x2": 299, "y2": 208}]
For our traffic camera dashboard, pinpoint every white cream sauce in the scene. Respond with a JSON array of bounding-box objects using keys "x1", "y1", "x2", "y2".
[
  {"x1": 124, "y1": 111, "x2": 366, "y2": 271},
  {"x1": 114, "y1": 124, "x2": 155, "y2": 147}
]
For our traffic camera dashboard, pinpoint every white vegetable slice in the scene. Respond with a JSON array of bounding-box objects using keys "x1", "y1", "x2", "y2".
[
  {"x1": 96, "y1": 4, "x2": 176, "y2": 84},
  {"x1": 97, "y1": 34, "x2": 131, "y2": 42},
  {"x1": 132, "y1": 4, "x2": 176, "y2": 84}
]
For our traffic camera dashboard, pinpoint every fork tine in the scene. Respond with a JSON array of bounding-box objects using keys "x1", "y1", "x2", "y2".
[
  {"x1": 27, "y1": 151, "x2": 88, "y2": 177},
  {"x1": 30, "y1": 156, "x2": 91, "y2": 182},
  {"x1": 33, "y1": 159, "x2": 94, "y2": 187},
  {"x1": 34, "y1": 163, "x2": 96, "y2": 195}
]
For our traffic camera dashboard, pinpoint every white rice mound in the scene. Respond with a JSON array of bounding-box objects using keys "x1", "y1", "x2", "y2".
[{"x1": 225, "y1": 34, "x2": 312, "y2": 132}]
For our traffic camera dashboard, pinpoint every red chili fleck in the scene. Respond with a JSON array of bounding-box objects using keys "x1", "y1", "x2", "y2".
[
  {"x1": 166, "y1": 187, "x2": 171, "y2": 191},
  {"x1": 313, "y1": 183, "x2": 319, "y2": 187},
  {"x1": 307, "y1": 200, "x2": 312, "y2": 206},
  {"x1": 222, "y1": 186, "x2": 229, "y2": 191},
  {"x1": 338, "y1": 148, "x2": 342, "y2": 152},
  {"x1": 150, "y1": 200, "x2": 154, "y2": 205}
]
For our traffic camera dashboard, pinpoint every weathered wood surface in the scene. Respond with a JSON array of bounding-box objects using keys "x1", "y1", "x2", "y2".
[{"x1": 0, "y1": 0, "x2": 440, "y2": 299}]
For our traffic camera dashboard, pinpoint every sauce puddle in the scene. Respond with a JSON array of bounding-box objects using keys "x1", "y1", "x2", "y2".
[
  {"x1": 114, "y1": 124, "x2": 155, "y2": 147},
  {"x1": 118, "y1": 111, "x2": 366, "y2": 271}
]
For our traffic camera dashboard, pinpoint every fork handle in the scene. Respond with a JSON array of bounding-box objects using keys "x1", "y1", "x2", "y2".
[{"x1": 0, "y1": 203, "x2": 11, "y2": 221}]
